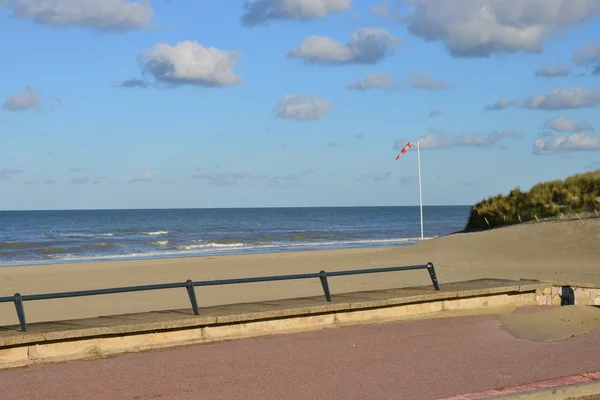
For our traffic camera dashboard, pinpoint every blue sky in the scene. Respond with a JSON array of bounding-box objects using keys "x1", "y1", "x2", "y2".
[{"x1": 1, "y1": 0, "x2": 600, "y2": 210}]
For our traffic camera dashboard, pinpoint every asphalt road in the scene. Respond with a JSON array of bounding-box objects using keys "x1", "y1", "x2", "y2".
[{"x1": 2, "y1": 310, "x2": 600, "y2": 400}]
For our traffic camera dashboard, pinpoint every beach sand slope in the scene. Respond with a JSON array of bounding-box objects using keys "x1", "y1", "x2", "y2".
[{"x1": 0, "y1": 219, "x2": 598, "y2": 325}]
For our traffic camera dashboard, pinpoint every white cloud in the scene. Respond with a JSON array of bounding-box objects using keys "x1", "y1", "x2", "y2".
[
  {"x1": 395, "y1": 129, "x2": 522, "y2": 150},
  {"x1": 192, "y1": 168, "x2": 313, "y2": 188},
  {"x1": 533, "y1": 132, "x2": 600, "y2": 154},
  {"x1": 130, "y1": 172, "x2": 153, "y2": 182},
  {"x1": 484, "y1": 99, "x2": 519, "y2": 110},
  {"x1": 2, "y1": 86, "x2": 40, "y2": 111},
  {"x1": 119, "y1": 78, "x2": 148, "y2": 89},
  {"x1": 486, "y1": 88, "x2": 600, "y2": 111},
  {"x1": 287, "y1": 28, "x2": 401, "y2": 65},
  {"x1": 523, "y1": 88, "x2": 600, "y2": 110},
  {"x1": 403, "y1": 0, "x2": 600, "y2": 58},
  {"x1": 409, "y1": 72, "x2": 448, "y2": 90},
  {"x1": 2, "y1": 0, "x2": 153, "y2": 31},
  {"x1": 241, "y1": 0, "x2": 352, "y2": 26},
  {"x1": 274, "y1": 94, "x2": 333, "y2": 120},
  {"x1": 138, "y1": 41, "x2": 243, "y2": 88},
  {"x1": 356, "y1": 172, "x2": 392, "y2": 182},
  {"x1": 0, "y1": 167, "x2": 23, "y2": 179},
  {"x1": 429, "y1": 108, "x2": 442, "y2": 117},
  {"x1": 354, "y1": 133, "x2": 364, "y2": 139},
  {"x1": 573, "y1": 39, "x2": 600, "y2": 75},
  {"x1": 371, "y1": 2, "x2": 406, "y2": 22},
  {"x1": 192, "y1": 170, "x2": 254, "y2": 186},
  {"x1": 535, "y1": 61, "x2": 571, "y2": 77},
  {"x1": 70, "y1": 177, "x2": 90, "y2": 185},
  {"x1": 400, "y1": 175, "x2": 415, "y2": 185},
  {"x1": 347, "y1": 72, "x2": 397, "y2": 90},
  {"x1": 544, "y1": 115, "x2": 594, "y2": 132}
]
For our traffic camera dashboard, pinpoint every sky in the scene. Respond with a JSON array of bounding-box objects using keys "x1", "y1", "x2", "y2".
[{"x1": 1, "y1": 0, "x2": 600, "y2": 210}]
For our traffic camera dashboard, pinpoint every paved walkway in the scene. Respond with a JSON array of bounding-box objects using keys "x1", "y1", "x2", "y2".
[{"x1": 2, "y1": 307, "x2": 600, "y2": 400}]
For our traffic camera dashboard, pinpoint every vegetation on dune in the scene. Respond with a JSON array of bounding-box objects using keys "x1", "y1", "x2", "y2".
[{"x1": 465, "y1": 169, "x2": 600, "y2": 231}]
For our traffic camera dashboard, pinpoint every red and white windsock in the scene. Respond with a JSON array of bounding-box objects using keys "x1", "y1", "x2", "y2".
[{"x1": 395, "y1": 142, "x2": 412, "y2": 160}]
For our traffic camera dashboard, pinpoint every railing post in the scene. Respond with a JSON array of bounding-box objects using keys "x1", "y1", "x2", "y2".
[
  {"x1": 426, "y1": 262, "x2": 440, "y2": 291},
  {"x1": 185, "y1": 280, "x2": 199, "y2": 315},
  {"x1": 319, "y1": 270, "x2": 332, "y2": 302},
  {"x1": 13, "y1": 293, "x2": 28, "y2": 332}
]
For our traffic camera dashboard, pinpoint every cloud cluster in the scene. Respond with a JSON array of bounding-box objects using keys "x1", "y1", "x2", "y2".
[
  {"x1": 544, "y1": 115, "x2": 594, "y2": 132},
  {"x1": 2, "y1": 0, "x2": 153, "y2": 31},
  {"x1": 403, "y1": 0, "x2": 600, "y2": 57},
  {"x1": 241, "y1": 0, "x2": 351, "y2": 26},
  {"x1": 118, "y1": 78, "x2": 148, "y2": 89},
  {"x1": 347, "y1": 72, "x2": 397, "y2": 90},
  {"x1": 287, "y1": 28, "x2": 401, "y2": 65},
  {"x1": 573, "y1": 39, "x2": 600, "y2": 75},
  {"x1": 486, "y1": 88, "x2": 600, "y2": 111},
  {"x1": 0, "y1": 167, "x2": 24, "y2": 179},
  {"x1": 192, "y1": 168, "x2": 314, "y2": 188},
  {"x1": 429, "y1": 109, "x2": 442, "y2": 117},
  {"x1": 370, "y1": 2, "x2": 406, "y2": 23},
  {"x1": 409, "y1": 72, "x2": 448, "y2": 90},
  {"x1": 356, "y1": 172, "x2": 391, "y2": 182},
  {"x1": 2, "y1": 86, "x2": 40, "y2": 111},
  {"x1": 533, "y1": 133, "x2": 600, "y2": 154},
  {"x1": 395, "y1": 128, "x2": 521, "y2": 150},
  {"x1": 274, "y1": 94, "x2": 333, "y2": 120},
  {"x1": 130, "y1": 172, "x2": 153, "y2": 182},
  {"x1": 138, "y1": 41, "x2": 243, "y2": 88},
  {"x1": 535, "y1": 61, "x2": 571, "y2": 77}
]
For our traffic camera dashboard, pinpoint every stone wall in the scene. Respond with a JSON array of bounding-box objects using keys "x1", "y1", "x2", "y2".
[{"x1": 536, "y1": 286, "x2": 600, "y2": 306}]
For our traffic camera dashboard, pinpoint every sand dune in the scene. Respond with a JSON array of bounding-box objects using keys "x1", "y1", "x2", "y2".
[{"x1": 0, "y1": 218, "x2": 598, "y2": 326}]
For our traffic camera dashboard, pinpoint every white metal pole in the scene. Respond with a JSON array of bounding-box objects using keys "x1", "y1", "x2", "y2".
[{"x1": 416, "y1": 140, "x2": 424, "y2": 240}]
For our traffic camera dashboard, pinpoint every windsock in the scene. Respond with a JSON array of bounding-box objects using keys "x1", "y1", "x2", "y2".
[{"x1": 395, "y1": 142, "x2": 412, "y2": 160}]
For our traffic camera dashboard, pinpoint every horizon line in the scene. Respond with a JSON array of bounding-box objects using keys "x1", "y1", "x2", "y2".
[{"x1": 0, "y1": 204, "x2": 474, "y2": 212}]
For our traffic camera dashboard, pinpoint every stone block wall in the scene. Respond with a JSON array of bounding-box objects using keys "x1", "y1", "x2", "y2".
[{"x1": 536, "y1": 286, "x2": 600, "y2": 306}]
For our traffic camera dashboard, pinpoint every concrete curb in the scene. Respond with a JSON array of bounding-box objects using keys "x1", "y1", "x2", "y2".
[
  {"x1": 489, "y1": 380, "x2": 600, "y2": 399},
  {"x1": 441, "y1": 371, "x2": 600, "y2": 400}
]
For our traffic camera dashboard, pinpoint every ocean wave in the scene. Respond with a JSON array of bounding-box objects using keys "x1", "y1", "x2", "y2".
[
  {"x1": 177, "y1": 242, "x2": 245, "y2": 250},
  {"x1": 2, "y1": 236, "x2": 436, "y2": 266},
  {"x1": 64, "y1": 233, "x2": 114, "y2": 238},
  {"x1": 142, "y1": 231, "x2": 169, "y2": 236},
  {"x1": 0, "y1": 241, "x2": 33, "y2": 250},
  {"x1": 32, "y1": 243, "x2": 120, "y2": 255}
]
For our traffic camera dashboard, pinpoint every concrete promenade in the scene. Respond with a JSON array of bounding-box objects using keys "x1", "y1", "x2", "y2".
[
  {"x1": 1, "y1": 305, "x2": 600, "y2": 400},
  {"x1": 0, "y1": 278, "x2": 545, "y2": 368}
]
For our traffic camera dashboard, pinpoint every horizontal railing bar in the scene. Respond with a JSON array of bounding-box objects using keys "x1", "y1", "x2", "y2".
[
  {"x1": 0, "y1": 282, "x2": 187, "y2": 303},
  {"x1": 327, "y1": 265, "x2": 427, "y2": 277},
  {"x1": 192, "y1": 272, "x2": 321, "y2": 286},
  {"x1": 0, "y1": 264, "x2": 430, "y2": 303}
]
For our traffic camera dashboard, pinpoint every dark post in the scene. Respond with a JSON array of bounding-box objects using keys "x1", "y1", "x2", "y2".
[
  {"x1": 319, "y1": 270, "x2": 332, "y2": 302},
  {"x1": 185, "y1": 280, "x2": 200, "y2": 315},
  {"x1": 13, "y1": 293, "x2": 28, "y2": 332},
  {"x1": 426, "y1": 262, "x2": 440, "y2": 290}
]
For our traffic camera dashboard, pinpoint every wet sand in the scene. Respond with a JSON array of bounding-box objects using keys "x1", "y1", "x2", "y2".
[{"x1": 0, "y1": 218, "x2": 598, "y2": 325}]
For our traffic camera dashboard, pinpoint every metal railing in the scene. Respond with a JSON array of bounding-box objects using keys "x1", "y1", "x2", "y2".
[{"x1": 0, "y1": 262, "x2": 439, "y2": 332}]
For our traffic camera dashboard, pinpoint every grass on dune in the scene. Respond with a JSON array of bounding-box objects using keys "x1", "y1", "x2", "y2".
[{"x1": 465, "y1": 169, "x2": 600, "y2": 231}]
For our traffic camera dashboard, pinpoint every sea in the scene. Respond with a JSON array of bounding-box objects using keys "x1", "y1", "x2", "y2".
[{"x1": 0, "y1": 206, "x2": 471, "y2": 267}]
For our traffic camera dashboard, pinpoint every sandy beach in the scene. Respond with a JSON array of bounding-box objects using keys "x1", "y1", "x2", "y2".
[{"x1": 1, "y1": 218, "x2": 598, "y2": 326}]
